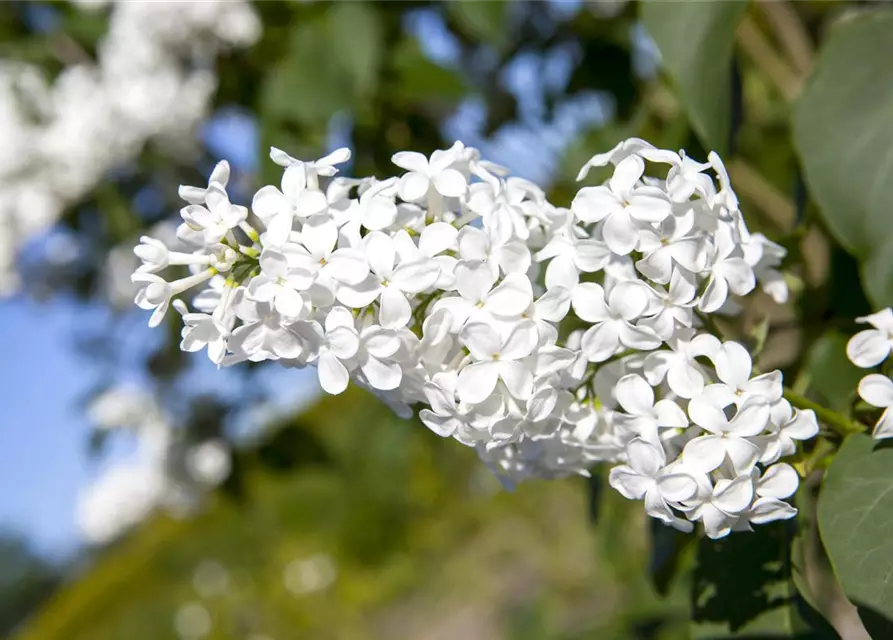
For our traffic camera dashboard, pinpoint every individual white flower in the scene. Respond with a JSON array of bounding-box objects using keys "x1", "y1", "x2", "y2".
[
  {"x1": 847, "y1": 308, "x2": 893, "y2": 368},
  {"x1": 698, "y1": 227, "x2": 755, "y2": 313},
  {"x1": 753, "y1": 400, "x2": 819, "y2": 464},
  {"x1": 335, "y1": 232, "x2": 439, "y2": 329},
  {"x1": 356, "y1": 177, "x2": 399, "y2": 231},
  {"x1": 247, "y1": 249, "x2": 311, "y2": 318},
  {"x1": 609, "y1": 438, "x2": 698, "y2": 529},
  {"x1": 571, "y1": 155, "x2": 672, "y2": 255},
  {"x1": 132, "y1": 269, "x2": 216, "y2": 327},
  {"x1": 179, "y1": 184, "x2": 248, "y2": 246},
  {"x1": 612, "y1": 374, "x2": 688, "y2": 445},
  {"x1": 391, "y1": 143, "x2": 467, "y2": 201},
  {"x1": 285, "y1": 214, "x2": 369, "y2": 286},
  {"x1": 313, "y1": 307, "x2": 361, "y2": 395},
  {"x1": 639, "y1": 268, "x2": 697, "y2": 341},
  {"x1": 491, "y1": 386, "x2": 565, "y2": 443},
  {"x1": 642, "y1": 329, "x2": 720, "y2": 399},
  {"x1": 457, "y1": 225, "x2": 531, "y2": 279},
  {"x1": 857, "y1": 374, "x2": 893, "y2": 439},
  {"x1": 742, "y1": 462, "x2": 798, "y2": 527},
  {"x1": 709, "y1": 341, "x2": 782, "y2": 405},
  {"x1": 179, "y1": 160, "x2": 231, "y2": 204},
  {"x1": 457, "y1": 320, "x2": 539, "y2": 404},
  {"x1": 572, "y1": 281, "x2": 661, "y2": 362},
  {"x1": 684, "y1": 388, "x2": 769, "y2": 473},
  {"x1": 535, "y1": 226, "x2": 611, "y2": 290},
  {"x1": 227, "y1": 300, "x2": 304, "y2": 362},
  {"x1": 743, "y1": 233, "x2": 788, "y2": 304},
  {"x1": 432, "y1": 261, "x2": 532, "y2": 331},
  {"x1": 685, "y1": 472, "x2": 755, "y2": 539},
  {"x1": 635, "y1": 210, "x2": 707, "y2": 284}
]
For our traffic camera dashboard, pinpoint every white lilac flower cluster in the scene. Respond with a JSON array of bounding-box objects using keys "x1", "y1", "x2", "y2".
[
  {"x1": 0, "y1": 0, "x2": 259, "y2": 295},
  {"x1": 847, "y1": 309, "x2": 893, "y2": 438},
  {"x1": 132, "y1": 138, "x2": 816, "y2": 539},
  {"x1": 78, "y1": 386, "x2": 232, "y2": 545}
]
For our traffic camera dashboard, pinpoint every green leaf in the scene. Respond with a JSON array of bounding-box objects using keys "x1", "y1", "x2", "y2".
[
  {"x1": 690, "y1": 524, "x2": 833, "y2": 638},
  {"x1": 802, "y1": 331, "x2": 863, "y2": 414},
  {"x1": 448, "y1": 1, "x2": 509, "y2": 51},
  {"x1": 818, "y1": 433, "x2": 893, "y2": 624},
  {"x1": 793, "y1": 10, "x2": 893, "y2": 307},
  {"x1": 261, "y1": 5, "x2": 383, "y2": 125},
  {"x1": 641, "y1": 0, "x2": 748, "y2": 154}
]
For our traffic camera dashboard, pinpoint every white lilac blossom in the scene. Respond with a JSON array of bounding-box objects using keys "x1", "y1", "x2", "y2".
[
  {"x1": 0, "y1": 0, "x2": 260, "y2": 295},
  {"x1": 846, "y1": 308, "x2": 893, "y2": 439},
  {"x1": 77, "y1": 386, "x2": 232, "y2": 544},
  {"x1": 132, "y1": 138, "x2": 812, "y2": 539}
]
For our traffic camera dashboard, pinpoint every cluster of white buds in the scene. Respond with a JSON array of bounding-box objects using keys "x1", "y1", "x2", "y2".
[
  {"x1": 132, "y1": 138, "x2": 816, "y2": 539},
  {"x1": 847, "y1": 309, "x2": 893, "y2": 438}
]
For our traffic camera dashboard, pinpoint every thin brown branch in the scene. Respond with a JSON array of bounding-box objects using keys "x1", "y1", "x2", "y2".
[
  {"x1": 736, "y1": 14, "x2": 802, "y2": 103},
  {"x1": 727, "y1": 158, "x2": 795, "y2": 231},
  {"x1": 757, "y1": 0, "x2": 815, "y2": 76}
]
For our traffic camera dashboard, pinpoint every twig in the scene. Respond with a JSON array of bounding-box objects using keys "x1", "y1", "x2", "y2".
[
  {"x1": 757, "y1": 0, "x2": 815, "y2": 76},
  {"x1": 735, "y1": 14, "x2": 803, "y2": 103}
]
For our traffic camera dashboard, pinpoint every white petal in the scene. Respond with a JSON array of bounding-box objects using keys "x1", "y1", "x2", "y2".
[
  {"x1": 486, "y1": 273, "x2": 533, "y2": 317},
  {"x1": 361, "y1": 356, "x2": 402, "y2": 391},
  {"x1": 499, "y1": 361, "x2": 533, "y2": 399},
  {"x1": 859, "y1": 373, "x2": 893, "y2": 408},
  {"x1": 534, "y1": 287, "x2": 571, "y2": 323},
  {"x1": 327, "y1": 326, "x2": 359, "y2": 360},
  {"x1": 364, "y1": 231, "x2": 396, "y2": 278},
  {"x1": 398, "y1": 172, "x2": 430, "y2": 201},
  {"x1": 657, "y1": 473, "x2": 698, "y2": 503},
  {"x1": 713, "y1": 476, "x2": 754, "y2": 514},
  {"x1": 545, "y1": 254, "x2": 580, "y2": 291},
  {"x1": 572, "y1": 283, "x2": 609, "y2": 323},
  {"x1": 460, "y1": 322, "x2": 501, "y2": 359},
  {"x1": 500, "y1": 320, "x2": 539, "y2": 360},
  {"x1": 654, "y1": 399, "x2": 688, "y2": 428},
  {"x1": 432, "y1": 168, "x2": 467, "y2": 198},
  {"x1": 455, "y1": 260, "x2": 497, "y2": 303},
  {"x1": 713, "y1": 341, "x2": 753, "y2": 390},
  {"x1": 318, "y1": 352, "x2": 349, "y2": 394},
  {"x1": 294, "y1": 189, "x2": 328, "y2": 217},
  {"x1": 847, "y1": 330, "x2": 892, "y2": 368},
  {"x1": 275, "y1": 287, "x2": 303, "y2": 317},
  {"x1": 758, "y1": 463, "x2": 798, "y2": 499},
  {"x1": 419, "y1": 410, "x2": 460, "y2": 437},
  {"x1": 324, "y1": 249, "x2": 369, "y2": 285},
  {"x1": 457, "y1": 361, "x2": 499, "y2": 404},
  {"x1": 615, "y1": 374, "x2": 655, "y2": 416},
  {"x1": 609, "y1": 155, "x2": 645, "y2": 199},
  {"x1": 626, "y1": 437, "x2": 665, "y2": 477},
  {"x1": 698, "y1": 275, "x2": 728, "y2": 313},
  {"x1": 527, "y1": 388, "x2": 558, "y2": 422},
  {"x1": 260, "y1": 249, "x2": 289, "y2": 278},
  {"x1": 682, "y1": 435, "x2": 728, "y2": 473},
  {"x1": 457, "y1": 226, "x2": 489, "y2": 262},
  {"x1": 602, "y1": 210, "x2": 640, "y2": 255},
  {"x1": 335, "y1": 275, "x2": 382, "y2": 308},
  {"x1": 391, "y1": 260, "x2": 440, "y2": 293},
  {"x1": 419, "y1": 222, "x2": 458, "y2": 256},
  {"x1": 571, "y1": 186, "x2": 620, "y2": 223},
  {"x1": 728, "y1": 399, "x2": 771, "y2": 437},
  {"x1": 378, "y1": 286, "x2": 412, "y2": 329},
  {"x1": 749, "y1": 497, "x2": 797, "y2": 524},
  {"x1": 281, "y1": 164, "x2": 307, "y2": 200},
  {"x1": 618, "y1": 322, "x2": 662, "y2": 351},
  {"x1": 495, "y1": 241, "x2": 531, "y2": 274},
  {"x1": 626, "y1": 193, "x2": 671, "y2": 223},
  {"x1": 609, "y1": 281, "x2": 652, "y2": 320},
  {"x1": 391, "y1": 151, "x2": 429, "y2": 173},
  {"x1": 873, "y1": 407, "x2": 893, "y2": 439},
  {"x1": 301, "y1": 215, "x2": 337, "y2": 258},
  {"x1": 609, "y1": 465, "x2": 653, "y2": 500},
  {"x1": 580, "y1": 322, "x2": 620, "y2": 362}
]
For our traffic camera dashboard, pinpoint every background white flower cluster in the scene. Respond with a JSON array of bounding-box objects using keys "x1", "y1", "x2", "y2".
[
  {"x1": 77, "y1": 385, "x2": 231, "y2": 545},
  {"x1": 0, "y1": 0, "x2": 259, "y2": 295},
  {"x1": 132, "y1": 137, "x2": 818, "y2": 539}
]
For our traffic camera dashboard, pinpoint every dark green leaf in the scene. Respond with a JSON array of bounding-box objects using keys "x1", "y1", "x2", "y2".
[
  {"x1": 691, "y1": 524, "x2": 833, "y2": 638},
  {"x1": 641, "y1": 0, "x2": 748, "y2": 154},
  {"x1": 818, "y1": 433, "x2": 893, "y2": 623},
  {"x1": 793, "y1": 10, "x2": 893, "y2": 307},
  {"x1": 802, "y1": 331, "x2": 862, "y2": 414}
]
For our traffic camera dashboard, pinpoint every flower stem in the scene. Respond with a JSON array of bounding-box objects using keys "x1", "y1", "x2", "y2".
[{"x1": 782, "y1": 387, "x2": 864, "y2": 437}]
